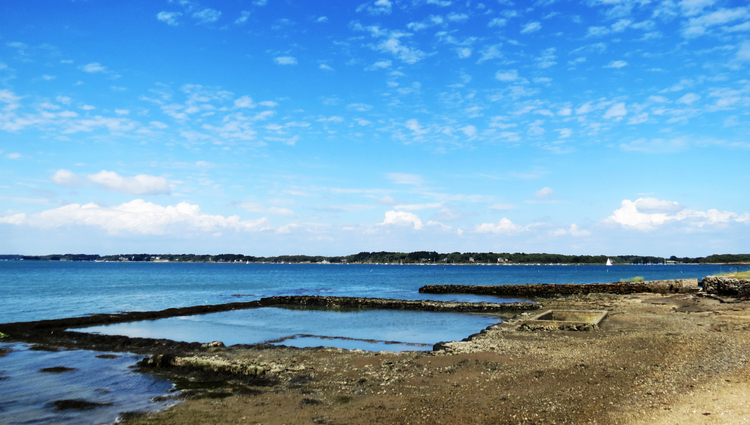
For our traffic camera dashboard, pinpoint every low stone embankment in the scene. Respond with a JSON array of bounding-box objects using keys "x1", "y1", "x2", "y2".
[
  {"x1": 419, "y1": 278, "x2": 699, "y2": 297},
  {"x1": 702, "y1": 276, "x2": 750, "y2": 298}
]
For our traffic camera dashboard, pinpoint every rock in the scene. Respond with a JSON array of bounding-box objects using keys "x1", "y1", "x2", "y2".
[
  {"x1": 51, "y1": 399, "x2": 112, "y2": 410},
  {"x1": 39, "y1": 366, "x2": 76, "y2": 373},
  {"x1": 201, "y1": 341, "x2": 225, "y2": 348},
  {"x1": 701, "y1": 276, "x2": 750, "y2": 298}
]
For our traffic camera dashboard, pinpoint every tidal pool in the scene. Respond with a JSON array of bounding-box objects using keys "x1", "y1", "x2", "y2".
[{"x1": 80, "y1": 307, "x2": 502, "y2": 352}]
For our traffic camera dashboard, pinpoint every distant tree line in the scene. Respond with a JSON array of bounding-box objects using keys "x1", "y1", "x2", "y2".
[{"x1": 4, "y1": 252, "x2": 750, "y2": 264}]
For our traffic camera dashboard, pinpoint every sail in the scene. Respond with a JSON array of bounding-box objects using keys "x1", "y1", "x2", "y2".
[{"x1": 606, "y1": 258, "x2": 612, "y2": 266}]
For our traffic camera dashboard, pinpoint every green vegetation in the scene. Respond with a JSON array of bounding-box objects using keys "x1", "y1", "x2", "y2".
[
  {"x1": 0, "y1": 332, "x2": 7, "y2": 339},
  {"x1": 619, "y1": 276, "x2": 645, "y2": 283},
  {"x1": 719, "y1": 271, "x2": 750, "y2": 279}
]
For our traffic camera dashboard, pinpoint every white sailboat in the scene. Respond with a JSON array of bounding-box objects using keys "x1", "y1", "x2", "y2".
[{"x1": 606, "y1": 258, "x2": 613, "y2": 266}]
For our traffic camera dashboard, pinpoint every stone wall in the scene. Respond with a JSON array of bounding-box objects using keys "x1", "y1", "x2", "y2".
[
  {"x1": 419, "y1": 279, "x2": 699, "y2": 297},
  {"x1": 701, "y1": 276, "x2": 750, "y2": 298}
]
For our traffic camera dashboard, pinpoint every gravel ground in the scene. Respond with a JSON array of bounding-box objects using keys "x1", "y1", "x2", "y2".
[{"x1": 124, "y1": 292, "x2": 750, "y2": 425}]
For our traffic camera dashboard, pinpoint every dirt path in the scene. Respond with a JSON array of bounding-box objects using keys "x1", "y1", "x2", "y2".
[{"x1": 121, "y1": 292, "x2": 750, "y2": 424}]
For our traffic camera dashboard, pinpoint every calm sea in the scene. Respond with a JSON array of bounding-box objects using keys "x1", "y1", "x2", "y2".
[
  {"x1": 0, "y1": 261, "x2": 740, "y2": 324},
  {"x1": 0, "y1": 261, "x2": 745, "y2": 424}
]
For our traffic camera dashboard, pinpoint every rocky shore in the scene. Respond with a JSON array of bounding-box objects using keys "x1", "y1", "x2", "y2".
[
  {"x1": 5, "y1": 282, "x2": 750, "y2": 424},
  {"x1": 419, "y1": 278, "x2": 699, "y2": 297}
]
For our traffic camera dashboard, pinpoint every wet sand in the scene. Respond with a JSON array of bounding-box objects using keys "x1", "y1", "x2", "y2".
[{"x1": 5, "y1": 291, "x2": 750, "y2": 424}]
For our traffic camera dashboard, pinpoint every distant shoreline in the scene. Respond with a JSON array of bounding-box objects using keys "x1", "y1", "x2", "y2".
[{"x1": 2, "y1": 253, "x2": 749, "y2": 267}]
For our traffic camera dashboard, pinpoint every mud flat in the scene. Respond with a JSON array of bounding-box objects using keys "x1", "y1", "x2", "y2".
[{"x1": 7, "y1": 289, "x2": 750, "y2": 424}]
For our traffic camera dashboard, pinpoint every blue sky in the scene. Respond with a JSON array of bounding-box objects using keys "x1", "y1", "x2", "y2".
[{"x1": 1, "y1": 0, "x2": 749, "y2": 256}]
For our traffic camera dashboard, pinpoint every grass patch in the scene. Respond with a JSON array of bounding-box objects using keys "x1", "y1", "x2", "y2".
[
  {"x1": 620, "y1": 276, "x2": 645, "y2": 283},
  {"x1": 718, "y1": 271, "x2": 750, "y2": 279}
]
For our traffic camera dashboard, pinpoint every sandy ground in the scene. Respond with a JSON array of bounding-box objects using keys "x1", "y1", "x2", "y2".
[{"x1": 124, "y1": 292, "x2": 750, "y2": 425}]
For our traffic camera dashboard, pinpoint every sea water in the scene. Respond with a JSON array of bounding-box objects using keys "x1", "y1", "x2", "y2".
[
  {"x1": 0, "y1": 342, "x2": 176, "y2": 425},
  {"x1": 0, "y1": 261, "x2": 743, "y2": 424},
  {"x1": 0, "y1": 261, "x2": 738, "y2": 324}
]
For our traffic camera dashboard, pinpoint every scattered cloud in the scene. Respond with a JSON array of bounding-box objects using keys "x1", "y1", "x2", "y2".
[
  {"x1": 193, "y1": 8, "x2": 221, "y2": 24},
  {"x1": 386, "y1": 172, "x2": 424, "y2": 185},
  {"x1": 80, "y1": 62, "x2": 107, "y2": 73},
  {"x1": 521, "y1": 22, "x2": 541, "y2": 34},
  {"x1": 605, "y1": 60, "x2": 627, "y2": 68},
  {"x1": 157, "y1": 11, "x2": 182, "y2": 26},
  {"x1": 274, "y1": 56, "x2": 298, "y2": 65},
  {"x1": 51, "y1": 169, "x2": 171, "y2": 195},
  {"x1": 240, "y1": 202, "x2": 294, "y2": 215},
  {"x1": 534, "y1": 187, "x2": 554, "y2": 199},
  {"x1": 474, "y1": 218, "x2": 524, "y2": 233}
]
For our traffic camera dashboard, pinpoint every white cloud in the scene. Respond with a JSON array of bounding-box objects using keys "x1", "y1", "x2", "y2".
[
  {"x1": 347, "y1": 103, "x2": 373, "y2": 112},
  {"x1": 635, "y1": 197, "x2": 683, "y2": 214},
  {"x1": 477, "y1": 44, "x2": 502, "y2": 63},
  {"x1": 380, "y1": 210, "x2": 423, "y2": 230},
  {"x1": 376, "y1": 37, "x2": 427, "y2": 64},
  {"x1": 386, "y1": 172, "x2": 424, "y2": 185},
  {"x1": 488, "y1": 18, "x2": 507, "y2": 27},
  {"x1": 193, "y1": 8, "x2": 221, "y2": 24},
  {"x1": 605, "y1": 60, "x2": 627, "y2": 68},
  {"x1": 495, "y1": 69, "x2": 518, "y2": 82},
  {"x1": 81, "y1": 62, "x2": 107, "y2": 73},
  {"x1": 521, "y1": 22, "x2": 541, "y2": 34},
  {"x1": 394, "y1": 203, "x2": 442, "y2": 211},
  {"x1": 737, "y1": 41, "x2": 750, "y2": 61},
  {"x1": 474, "y1": 218, "x2": 524, "y2": 233},
  {"x1": 157, "y1": 11, "x2": 182, "y2": 26},
  {"x1": 6, "y1": 153, "x2": 21, "y2": 159},
  {"x1": 377, "y1": 196, "x2": 398, "y2": 206},
  {"x1": 682, "y1": 7, "x2": 749, "y2": 38},
  {"x1": 680, "y1": 0, "x2": 717, "y2": 17},
  {"x1": 628, "y1": 112, "x2": 649, "y2": 124},
  {"x1": 240, "y1": 202, "x2": 294, "y2": 215},
  {"x1": 274, "y1": 56, "x2": 298, "y2": 65},
  {"x1": 51, "y1": 169, "x2": 85, "y2": 188},
  {"x1": 676, "y1": 93, "x2": 701, "y2": 104},
  {"x1": 319, "y1": 64, "x2": 334, "y2": 71},
  {"x1": 461, "y1": 125, "x2": 477, "y2": 137},
  {"x1": 586, "y1": 26, "x2": 610, "y2": 37},
  {"x1": 234, "y1": 95, "x2": 256, "y2": 108},
  {"x1": 605, "y1": 198, "x2": 748, "y2": 230},
  {"x1": 87, "y1": 170, "x2": 171, "y2": 195},
  {"x1": 235, "y1": 11, "x2": 250, "y2": 24},
  {"x1": 603, "y1": 102, "x2": 627, "y2": 119},
  {"x1": 358, "y1": 0, "x2": 392, "y2": 15},
  {"x1": 552, "y1": 223, "x2": 591, "y2": 237},
  {"x1": 457, "y1": 48, "x2": 472, "y2": 58},
  {"x1": 447, "y1": 13, "x2": 469, "y2": 22},
  {"x1": 534, "y1": 187, "x2": 554, "y2": 199},
  {"x1": 0, "y1": 200, "x2": 270, "y2": 235}
]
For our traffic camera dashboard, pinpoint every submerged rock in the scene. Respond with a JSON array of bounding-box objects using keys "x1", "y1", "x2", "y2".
[
  {"x1": 51, "y1": 399, "x2": 112, "y2": 411},
  {"x1": 39, "y1": 366, "x2": 76, "y2": 373}
]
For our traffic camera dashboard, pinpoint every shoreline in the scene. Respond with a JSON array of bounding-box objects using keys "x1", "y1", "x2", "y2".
[
  {"x1": 5, "y1": 279, "x2": 750, "y2": 423},
  {"x1": 121, "y1": 291, "x2": 750, "y2": 424}
]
